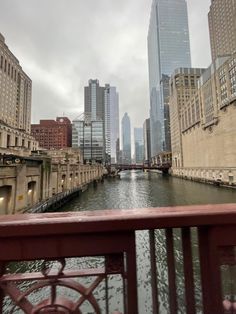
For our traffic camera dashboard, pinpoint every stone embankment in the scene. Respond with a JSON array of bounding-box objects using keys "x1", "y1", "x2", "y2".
[
  {"x1": 171, "y1": 167, "x2": 236, "y2": 188},
  {"x1": 0, "y1": 154, "x2": 104, "y2": 215}
]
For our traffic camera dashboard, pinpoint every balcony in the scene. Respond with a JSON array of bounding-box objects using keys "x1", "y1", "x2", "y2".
[{"x1": 1, "y1": 204, "x2": 236, "y2": 313}]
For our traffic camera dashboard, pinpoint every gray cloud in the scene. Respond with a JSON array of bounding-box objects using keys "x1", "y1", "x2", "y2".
[{"x1": 0, "y1": 0, "x2": 211, "y2": 131}]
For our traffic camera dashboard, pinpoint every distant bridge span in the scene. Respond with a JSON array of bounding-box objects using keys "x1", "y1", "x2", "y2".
[{"x1": 109, "y1": 163, "x2": 171, "y2": 174}]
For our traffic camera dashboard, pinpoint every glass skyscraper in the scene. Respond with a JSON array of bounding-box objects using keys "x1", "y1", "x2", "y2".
[
  {"x1": 72, "y1": 114, "x2": 104, "y2": 163},
  {"x1": 134, "y1": 128, "x2": 144, "y2": 164},
  {"x1": 121, "y1": 113, "x2": 131, "y2": 164},
  {"x1": 148, "y1": 0, "x2": 191, "y2": 157}
]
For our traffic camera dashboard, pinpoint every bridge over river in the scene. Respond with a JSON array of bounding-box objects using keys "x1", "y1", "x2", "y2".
[{"x1": 109, "y1": 163, "x2": 171, "y2": 174}]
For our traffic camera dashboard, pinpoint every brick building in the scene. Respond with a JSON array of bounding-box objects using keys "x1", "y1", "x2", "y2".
[{"x1": 31, "y1": 117, "x2": 72, "y2": 149}]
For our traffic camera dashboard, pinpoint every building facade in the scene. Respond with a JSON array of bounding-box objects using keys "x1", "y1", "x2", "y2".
[
  {"x1": 31, "y1": 117, "x2": 72, "y2": 149},
  {"x1": 143, "y1": 118, "x2": 151, "y2": 164},
  {"x1": 147, "y1": 0, "x2": 191, "y2": 157},
  {"x1": 0, "y1": 33, "x2": 37, "y2": 154},
  {"x1": 72, "y1": 114, "x2": 104, "y2": 163},
  {"x1": 169, "y1": 68, "x2": 205, "y2": 168},
  {"x1": 170, "y1": 54, "x2": 236, "y2": 185},
  {"x1": 134, "y1": 128, "x2": 144, "y2": 164},
  {"x1": 121, "y1": 113, "x2": 131, "y2": 164},
  {"x1": 208, "y1": 0, "x2": 236, "y2": 61},
  {"x1": 43, "y1": 147, "x2": 83, "y2": 165},
  {"x1": 0, "y1": 153, "x2": 103, "y2": 214}
]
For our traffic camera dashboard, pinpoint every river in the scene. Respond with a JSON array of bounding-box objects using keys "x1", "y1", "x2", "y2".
[{"x1": 5, "y1": 171, "x2": 236, "y2": 313}]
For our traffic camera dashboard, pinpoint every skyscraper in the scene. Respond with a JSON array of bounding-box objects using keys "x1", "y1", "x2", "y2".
[
  {"x1": 104, "y1": 85, "x2": 119, "y2": 163},
  {"x1": 143, "y1": 118, "x2": 151, "y2": 163},
  {"x1": 121, "y1": 113, "x2": 131, "y2": 164},
  {"x1": 134, "y1": 128, "x2": 144, "y2": 164},
  {"x1": 208, "y1": 0, "x2": 236, "y2": 61},
  {"x1": 84, "y1": 80, "x2": 119, "y2": 163},
  {"x1": 148, "y1": 0, "x2": 191, "y2": 157},
  {"x1": 84, "y1": 79, "x2": 105, "y2": 121}
]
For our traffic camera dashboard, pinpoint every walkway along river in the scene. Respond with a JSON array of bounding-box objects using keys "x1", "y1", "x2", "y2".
[{"x1": 5, "y1": 171, "x2": 236, "y2": 313}]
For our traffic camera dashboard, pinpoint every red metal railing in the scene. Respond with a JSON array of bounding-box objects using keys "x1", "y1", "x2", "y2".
[{"x1": 1, "y1": 204, "x2": 236, "y2": 313}]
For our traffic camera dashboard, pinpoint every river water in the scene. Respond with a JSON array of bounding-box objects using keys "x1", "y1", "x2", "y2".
[{"x1": 6, "y1": 171, "x2": 236, "y2": 313}]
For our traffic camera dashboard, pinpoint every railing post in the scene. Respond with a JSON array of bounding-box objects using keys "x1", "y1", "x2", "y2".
[
  {"x1": 149, "y1": 229, "x2": 159, "y2": 314},
  {"x1": 198, "y1": 226, "x2": 214, "y2": 314},
  {"x1": 181, "y1": 227, "x2": 196, "y2": 314},
  {"x1": 198, "y1": 227, "x2": 223, "y2": 314},
  {"x1": 0, "y1": 262, "x2": 5, "y2": 314},
  {"x1": 125, "y1": 231, "x2": 138, "y2": 314},
  {"x1": 165, "y1": 228, "x2": 178, "y2": 314}
]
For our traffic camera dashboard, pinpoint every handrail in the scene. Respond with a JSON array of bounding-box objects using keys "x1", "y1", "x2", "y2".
[{"x1": 0, "y1": 203, "x2": 236, "y2": 237}]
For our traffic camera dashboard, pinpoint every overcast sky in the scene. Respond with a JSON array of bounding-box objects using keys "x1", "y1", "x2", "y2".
[{"x1": 0, "y1": 0, "x2": 211, "y2": 129}]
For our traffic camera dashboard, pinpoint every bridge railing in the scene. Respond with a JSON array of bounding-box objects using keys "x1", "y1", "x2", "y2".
[{"x1": 1, "y1": 204, "x2": 236, "y2": 313}]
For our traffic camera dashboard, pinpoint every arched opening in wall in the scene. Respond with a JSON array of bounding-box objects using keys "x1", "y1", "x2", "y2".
[
  {"x1": 27, "y1": 181, "x2": 36, "y2": 207},
  {"x1": 69, "y1": 173, "x2": 73, "y2": 189},
  {"x1": 0, "y1": 185, "x2": 12, "y2": 215},
  {"x1": 61, "y1": 174, "x2": 66, "y2": 192},
  {"x1": 75, "y1": 172, "x2": 78, "y2": 186}
]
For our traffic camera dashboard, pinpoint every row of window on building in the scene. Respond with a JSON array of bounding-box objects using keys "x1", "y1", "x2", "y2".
[
  {"x1": 0, "y1": 131, "x2": 35, "y2": 149},
  {"x1": 0, "y1": 54, "x2": 19, "y2": 82},
  {"x1": 180, "y1": 56, "x2": 236, "y2": 132}
]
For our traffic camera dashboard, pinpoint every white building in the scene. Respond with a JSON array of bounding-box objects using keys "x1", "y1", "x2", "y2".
[{"x1": 104, "y1": 85, "x2": 119, "y2": 163}]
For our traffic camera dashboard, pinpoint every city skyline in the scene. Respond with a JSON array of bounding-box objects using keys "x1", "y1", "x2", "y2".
[{"x1": 0, "y1": 0, "x2": 211, "y2": 128}]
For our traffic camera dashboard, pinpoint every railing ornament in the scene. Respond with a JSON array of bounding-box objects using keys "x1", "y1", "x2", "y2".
[{"x1": 41, "y1": 259, "x2": 66, "y2": 277}]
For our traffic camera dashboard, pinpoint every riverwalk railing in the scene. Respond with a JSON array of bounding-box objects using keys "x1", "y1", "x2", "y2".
[
  {"x1": 1, "y1": 204, "x2": 236, "y2": 313},
  {"x1": 25, "y1": 184, "x2": 89, "y2": 213}
]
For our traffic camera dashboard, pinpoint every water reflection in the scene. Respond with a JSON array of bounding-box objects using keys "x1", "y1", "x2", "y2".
[{"x1": 60, "y1": 171, "x2": 236, "y2": 212}]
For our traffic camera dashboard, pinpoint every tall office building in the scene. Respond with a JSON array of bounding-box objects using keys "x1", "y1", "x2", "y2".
[
  {"x1": 148, "y1": 0, "x2": 191, "y2": 157},
  {"x1": 134, "y1": 128, "x2": 144, "y2": 164},
  {"x1": 121, "y1": 113, "x2": 131, "y2": 164},
  {"x1": 0, "y1": 33, "x2": 38, "y2": 152},
  {"x1": 208, "y1": 0, "x2": 236, "y2": 61},
  {"x1": 104, "y1": 85, "x2": 119, "y2": 163},
  {"x1": 84, "y1": 79, "x2": 105, "y2": 121},
  {"x1": 84, "y1": 80, "x2": 119, "y2": 163},
  {"x1": 143, "y1": 118, "x2": 151, "y2": 163}
]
